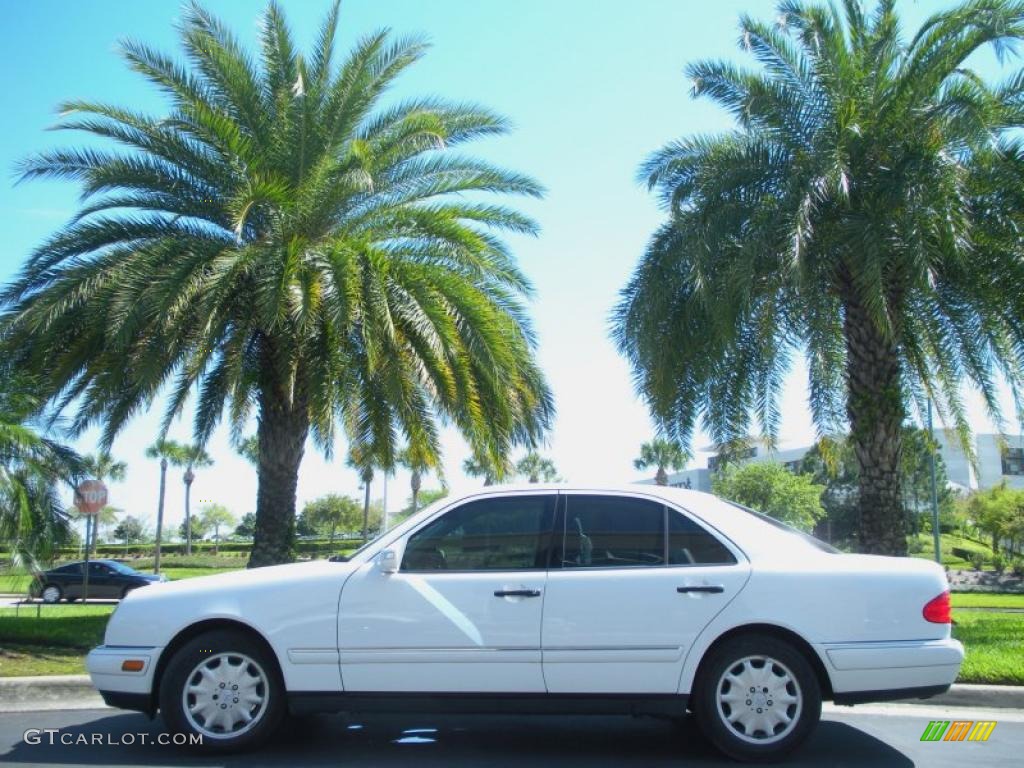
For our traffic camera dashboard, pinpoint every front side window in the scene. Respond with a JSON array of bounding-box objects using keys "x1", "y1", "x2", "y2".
[
  {"x1": 401, "y1": 495, "x2": 555, "y2": 571},
  {"x1": 560, "y1": 495, "x2": 665, "y2": 568}
]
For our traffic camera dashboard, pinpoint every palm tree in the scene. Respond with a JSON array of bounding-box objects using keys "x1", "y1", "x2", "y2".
[
  {"x1": 1, "y1": 1, "x2": 552, "y2": 568},
  {"x1": 613, "y1": 0, "x2": 1024, "y2": 555},
  {"x1": 516, "y1": 452, "x2": 559, "y2": 484},
  {"x1": 145, "y1": 438, "x2": 184, "y2": 573},
  {"x1": 398, "y1": 444, "x2": 442, "y2": 515},
  {"x1": 175, "y1": 443, "x2": 212, "y2": 556},
  {"x1": 235, "y1": 435, "x2": 259, "y2": 467},
  {"x1": 80, "y1": 453, "x2": 127, "y2": 485},
  {"x1": 0, "y1": 369, "x2": 79, "y2": 571},
  {"x1": 347, "y1": 444, "x2": 379, "y2": 543},
  {"x1": 462, "y1": 454, "x2": 509, "y2": 486},
  {"x1": 634, "y1": 438, "x2": 689, "y2": 486}
]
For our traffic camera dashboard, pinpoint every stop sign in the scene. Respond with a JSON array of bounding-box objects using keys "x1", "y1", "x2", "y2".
[{"x1": 74, "y1": 479, "x2": 108, "y2": 515}]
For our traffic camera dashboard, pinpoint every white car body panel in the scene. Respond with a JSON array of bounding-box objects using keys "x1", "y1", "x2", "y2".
[{"x1": 88, "y1": 484, "x2": 964, "y2": 711}]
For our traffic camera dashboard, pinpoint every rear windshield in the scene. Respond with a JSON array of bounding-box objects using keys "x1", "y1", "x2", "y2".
[{"x1": 724, "y1": 502, "x2": 840, "y2": 554}]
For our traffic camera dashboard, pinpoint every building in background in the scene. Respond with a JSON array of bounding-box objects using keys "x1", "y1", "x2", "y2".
[{"x1": 641, "y1": 433, "x2": 1024, "y2": 493}]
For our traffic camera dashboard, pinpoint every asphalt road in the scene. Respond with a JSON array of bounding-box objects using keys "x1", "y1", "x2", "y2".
[{"x1": 1, "y1": 703, "x2": 1020, "y2": 767}]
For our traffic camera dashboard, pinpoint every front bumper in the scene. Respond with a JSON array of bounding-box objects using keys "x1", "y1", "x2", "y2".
[
  {"x1": 86, "y1": 645, "x2": 162, "y2": 699},
  {"x1": 822, "y1": 637, "x2": 964, "y2": 702}
]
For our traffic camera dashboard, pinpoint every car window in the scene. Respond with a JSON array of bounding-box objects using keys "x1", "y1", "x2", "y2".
[
  {"x1": 560, "y1": 495, "x2": 665, "y2": 568},
  {"x1": 106, "y1": 561, "x2": 139, "y2": 575},
  {"x1": 668, "y1": 510, "x2": 737, "y2": 565},
  {"x1": 88, "y1": 563, "x2": 111, "y2": 575},
  {"x1": 401, "y1": 495, "x2": 555, "y2": 571},
  {"x1": 55, "y1": 563, "x2": 82, "y2": 575}
]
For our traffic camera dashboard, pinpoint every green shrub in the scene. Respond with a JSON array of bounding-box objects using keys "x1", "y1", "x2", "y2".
[
  {"x1": 1012, "y1": 558, "x2": 1024, "y2": 578},
  {"x1": 992, "y1": 553, "x2": 1006, "y2": 574},
  {"x1": 907, "y1": 537, "x2": 924, "y2": 554},
  {"x1": 969, "y1": 552, "x2": 988, "y2": 571}
]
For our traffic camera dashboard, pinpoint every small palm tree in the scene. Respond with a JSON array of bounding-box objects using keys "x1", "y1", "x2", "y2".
[
  {"x1": 80, "y1": 453, "x2": 127, "y2": 484},
  {"x1": 516, "y1": 452, "x2": 559, "y2": 484},
  {"x1": 614, "y1": 0, "x2": 1024, "y2": 554},
  {"x1": 398, "y1": 444, "x2": 442, "y2": 514},
  {"x1": 463, "y1": 454, "x2": 509, "y2": 486},
  {"x1": 145, "y1": 438, "x2": 184, "y2": 573},
  {"x1": 634, "y1": 438, "x2": 690, "y2": 486},
  {"x1": 2, "y1": 1, "x2": 552, "y2": 568},
  {"x1": 347, "y1": 443, "x2": 380, "y2": 543}
]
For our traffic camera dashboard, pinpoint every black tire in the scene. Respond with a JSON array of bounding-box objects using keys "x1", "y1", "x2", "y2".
[
  {"x1": 692, "y1": 634, "x2": 821, "y2": 762},
  {"x1": 40, "y1": 584, "x2": 62, "y2": 604},
  {"x1": 159, "y1": 629, "x2": 286, "y2": 753}
]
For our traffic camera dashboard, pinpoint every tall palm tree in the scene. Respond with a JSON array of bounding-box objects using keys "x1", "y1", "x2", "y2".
[
  {"x1": 634, "y1": 438, "x2": 690, "y2": 486},
  {"x1": 0, "y1": 369, "x2": 79, "y2": 571},
  {"x1": 613, "y1": 0, "x2": 1024, "y2": 555},
  {"x1": 0, "y1": 1, "x2": 552, "y2": 567},
  {"x1": 145, "y1": 438, "x2": 184, "y2": 573},
  {"x1": 174, "y1": 443, "x2": 212, "y2": 556},
  {"x1": 80, "y1": 453, "x2": 127, "y2": 485},
  {"x1": 516, "y1": 452, "x2": 559, "y2": 484}
]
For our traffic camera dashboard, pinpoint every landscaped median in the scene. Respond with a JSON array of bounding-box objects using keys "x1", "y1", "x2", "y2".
[{"x1": 1, "y1": 593, "x2": 1021, "y2": 685}]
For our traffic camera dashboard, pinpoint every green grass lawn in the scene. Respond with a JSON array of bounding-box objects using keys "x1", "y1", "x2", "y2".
[
  {"x1": 0, "y1": 645, "x2": 86, "y2": 677},
  {"x1": 952, "y1": 611, "x2": 1024, "y2": 685},
  {"x1": 951, "y1": 592, "x2": 1024, "y2": 609}
]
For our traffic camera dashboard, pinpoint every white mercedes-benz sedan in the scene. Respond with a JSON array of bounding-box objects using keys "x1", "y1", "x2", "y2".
[{"x1": 87, "y1": 485, "x2": 962, "y2": 761}]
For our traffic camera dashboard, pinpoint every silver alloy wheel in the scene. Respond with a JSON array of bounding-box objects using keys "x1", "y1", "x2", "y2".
[
  {"x1": 181, "y1": 652, "x2": 269, "y2": 740},
  {"x1": 715, "y1": 655, "x2": 802, "y2": 745},
  {"x1": 41, "y1": 586, "x2": 60, "y2": 603}
]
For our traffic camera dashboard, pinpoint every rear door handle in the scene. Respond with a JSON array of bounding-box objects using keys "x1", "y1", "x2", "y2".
[
  {"x1": 677, "y1": 585, "x2": 724, "y2": 594},
  {"x1": 494, "y1": 589, "x2": 542, "y2": 598}
]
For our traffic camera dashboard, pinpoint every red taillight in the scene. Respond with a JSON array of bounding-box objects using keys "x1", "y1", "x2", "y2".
[{"x1": 923, "y1": 590, "x2": 952, "y2": 623}]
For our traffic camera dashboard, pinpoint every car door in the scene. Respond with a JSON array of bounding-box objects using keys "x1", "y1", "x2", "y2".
[
  {"x1": 86, "y1": 562, "x2": 117, "y2": 599},
  {"x1": 338, "y1": 492, "x2": 556, "y2": 693},
  {"x1": 541, "y1": 492, "x2": 750, "y2": 694}
]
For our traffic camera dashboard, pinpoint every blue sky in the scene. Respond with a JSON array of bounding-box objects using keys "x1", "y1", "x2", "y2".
[{"x1": 0, "y1": 0, "x2": 1016, "y2": 535}]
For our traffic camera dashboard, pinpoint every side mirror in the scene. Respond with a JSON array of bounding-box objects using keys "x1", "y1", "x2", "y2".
[{"x1": 378, "y1": 549, "x2": 398, "y2": 575}]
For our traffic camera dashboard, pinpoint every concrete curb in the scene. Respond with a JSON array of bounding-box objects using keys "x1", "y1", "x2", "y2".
[
  {"x1": 1, "y1": 676, "x2": 1022, "y2": 713},
  {"x1": 0, "y1": 675, "x2": 105, "y2": 712}
]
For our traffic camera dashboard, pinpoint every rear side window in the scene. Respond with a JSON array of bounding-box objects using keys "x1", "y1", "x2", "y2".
[
  {"x1": 556, "y1": 495, "x2": 737, "y2": 568},
  {"x1": 401, "y1": 495, "x2": 555, "y2": 571},
  {"x1": 560, "y1": 495, "x2": 666, "y2": 568},
  {"x1": 55, "y1": 564, "x2": 82, "y2": 575},
  {"x1": 669, "y1": 511, "x2": 737, "y2": 565}
]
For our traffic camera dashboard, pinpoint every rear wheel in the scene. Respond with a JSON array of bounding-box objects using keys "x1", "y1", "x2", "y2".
[
  {"x1": 41, "y1": 584, "x2": 62, "y2": 604},
  {"x1": 159, "y1": 629, "x2": 285, "y2": 752},
  {"x1": 693, "y1": 634, "x2": 821, "y2": 762}
]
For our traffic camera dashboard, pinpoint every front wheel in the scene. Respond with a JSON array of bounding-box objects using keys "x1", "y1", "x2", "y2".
[
  {"x1": 693, "y1": 635, "x2": 821, "y2": 762},
  {"x1": 159, "y1": 629, "x2": 285, "y2": 752}
]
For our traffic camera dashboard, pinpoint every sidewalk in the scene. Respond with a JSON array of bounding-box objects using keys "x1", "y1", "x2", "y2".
[{"x1": 1, "y1": 676, "x2": 1022, "y2": 713}]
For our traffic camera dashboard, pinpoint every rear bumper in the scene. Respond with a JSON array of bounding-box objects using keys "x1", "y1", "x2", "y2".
[{"x1": 821, "y1": 637, "x2": 963, "y2": 701}]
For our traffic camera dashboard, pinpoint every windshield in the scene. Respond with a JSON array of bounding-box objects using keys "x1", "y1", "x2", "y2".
[{"x1": 724, "y1": 502, "x2": 840, "y2": 554}]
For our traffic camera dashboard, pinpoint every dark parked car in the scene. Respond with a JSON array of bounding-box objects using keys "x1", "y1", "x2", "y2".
[{"x1": 30, "y1": 560, "x2": 168, "y2": 602}]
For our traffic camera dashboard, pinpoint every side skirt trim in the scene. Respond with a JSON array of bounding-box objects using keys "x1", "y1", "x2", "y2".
[{"x1": 287, "y1": 691, "x2": 689, "y2": 717}]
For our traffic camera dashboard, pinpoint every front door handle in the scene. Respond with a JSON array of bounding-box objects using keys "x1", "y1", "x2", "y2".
[
  {"x1": 677, "y1": 585, "x2": 724, "y2": 594},
  {"x1": 494, "y1": 589, "x2": 542, "y2": 598}
]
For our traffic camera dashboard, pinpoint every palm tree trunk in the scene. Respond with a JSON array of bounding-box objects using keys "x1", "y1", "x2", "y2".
[
  {"x1": 411, "y1": 470, "x2": 421, "y2": 513},
  {"x1": 656, "y1": 466, "x2": 668, "y2": 486},
  {"x1": 184, "y1": 474, "x2": 193, "y2": 557},
  {"x1": 843, "y1": 286, "x2": 907, "y2": 556},
  {"x1": 154, "y1": 458, "x2": 167, "y2": 574},
  {"x1": 362, "y1": 475, "x2": 372, "y2": 542},
  {"x1": 249, "y1": 388, "x2": 309, "y2": 568}
]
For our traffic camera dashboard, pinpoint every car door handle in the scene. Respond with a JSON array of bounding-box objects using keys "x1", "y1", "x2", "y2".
[
  {"x1": 494, "y1": 589, "x2": 542, "y2": 598},
  {"x1": 677, "y1": 585, "x2": 724, "y2": 594}
]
